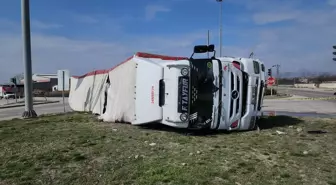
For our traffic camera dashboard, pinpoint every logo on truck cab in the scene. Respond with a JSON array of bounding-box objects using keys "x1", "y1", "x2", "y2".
[{"x1": 178, "y1": 76, "x2": 189, "y2": 113}]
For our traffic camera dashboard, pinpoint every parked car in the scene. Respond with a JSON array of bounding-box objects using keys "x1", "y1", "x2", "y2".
[{"x1": 3, "y1": 93, "x2": 15, "y2": 99}]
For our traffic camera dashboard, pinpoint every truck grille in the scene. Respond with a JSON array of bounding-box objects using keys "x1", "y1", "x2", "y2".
[
  {"x1": 230, "y1": 72, "x2": 234, "y2": 118},
  {"x1": 241, "y1": 72, "x2": 249, "y2": 116},
  {"x1": 229, "y1": 71, "x2": 241, "y2": 119},
  {"x1": 236, "y1": 75, "x2": 240, "y2": 114}
]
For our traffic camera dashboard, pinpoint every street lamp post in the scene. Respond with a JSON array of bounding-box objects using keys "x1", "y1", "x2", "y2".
[
  {"x1": 21, "y1": 0, "x2": 37, "y2": 118},
  {"x1": 216, "y1": 0, "x2": 223, "y2": 57},
  {"x1": 333, "y1": 45, "x2": 336, "y2": 61}
]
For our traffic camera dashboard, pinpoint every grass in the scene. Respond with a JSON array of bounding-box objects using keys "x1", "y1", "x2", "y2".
[{"x1": 0, "y1": 113, "x2": 335, "y2": 185}]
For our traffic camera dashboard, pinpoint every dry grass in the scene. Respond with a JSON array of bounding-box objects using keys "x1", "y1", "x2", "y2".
[{"x1": 0, "y1": 113, "x2": 335, "y2": 185}]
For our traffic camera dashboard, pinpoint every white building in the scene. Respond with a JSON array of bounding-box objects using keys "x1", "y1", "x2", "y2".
[{"x1": 19, "y1": 74, "x2": 58, "y2": 83}]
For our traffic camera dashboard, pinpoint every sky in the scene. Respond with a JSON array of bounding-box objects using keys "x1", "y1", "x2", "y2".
[{"x1": 0, "y1": 0, "x2": 336, "y2": 82}]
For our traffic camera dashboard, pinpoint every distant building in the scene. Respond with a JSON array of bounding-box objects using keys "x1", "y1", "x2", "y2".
[
  {"x1": 10, "y1": 71, "x2": 71, "y2": 92},
  {"x1": 298, "y1": 78, "x2": 308, "y2": 83},
  {"x1": 18, "y1": 73, "x2": 58, "y2": 92},
  {"x1": 19, "y1": 74, "x2": 58, "y2": 83}
]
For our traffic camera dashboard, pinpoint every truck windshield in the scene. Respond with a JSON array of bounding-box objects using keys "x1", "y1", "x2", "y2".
[{"x1": 188, "y1": 59, "x2": 215, "y2": 129}]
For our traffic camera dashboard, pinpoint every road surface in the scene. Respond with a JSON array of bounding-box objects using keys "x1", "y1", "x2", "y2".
[
  {"x1": 263, "y1": 87, "x2": 336, "y2": 116},
  {"x1": 263, "y1": 98, "x2": 336, "y2": 114},
  {"x1": 0, "y1": 100, "x2": 71, "y2": 121},
  {"x1": 277, "y1": 87, "x2": 336, "y2": 99}
]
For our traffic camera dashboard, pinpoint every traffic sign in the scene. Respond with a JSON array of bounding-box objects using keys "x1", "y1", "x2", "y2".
[{"x1": 267, "y1": 77, "x2": 275, "y2": 86}]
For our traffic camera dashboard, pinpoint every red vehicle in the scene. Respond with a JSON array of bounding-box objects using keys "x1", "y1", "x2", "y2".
[{"x1": 0, "y1": 85, "x2": 15, "y2": 99}]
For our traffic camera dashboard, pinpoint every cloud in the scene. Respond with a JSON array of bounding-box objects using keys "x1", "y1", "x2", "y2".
[
  {"x1": 228, "y1": 0, "x2": 300, "y2": 12},
  {"x1": 227, "y1": 23, "x2": 336, "y2": 72},
  {"x1": 1, "y1": 0, "x2": 335, "y2": 83},
  {"x1": 145, "y1": 5, "x2": 170, "y2": 21},
  {"x1": 221, "y1": 0, "x2": 336, "y2": 73},
  {"x1": 0, "y1": 20, "x2": 206, "y2": 83},
  {"x1": 31, "y1": 20, "x2": 63, "y2": 29},
  {"x1": 0, "y1": 18, "x2": 20, "y2": 31},
  {"x1": 252, "y1": 11, "x2": 300, "y2": 25},
  {"x1": 73, "y1": 15, "x2": 99, "y2": 24},
  {"x1": 328, "y1": 0, "x2": 336, "y2": 6},
  {"x1": 248, "y1": 23, "x2": 336, "y2": 72}
]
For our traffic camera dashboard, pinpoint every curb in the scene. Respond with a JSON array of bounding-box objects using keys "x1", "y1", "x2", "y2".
[
  {"x1": 283, "y1": 96, "x2": 336, "y2": 101},
  {"x1": 285, "y1": 87, "x2": 336, "y2": 92},
  {"x1": 0, "y1": 101, "x2": 60, "y2": 109},
  {"x1": 264, "y1": 95, "x2": 292, "y2": 100}
]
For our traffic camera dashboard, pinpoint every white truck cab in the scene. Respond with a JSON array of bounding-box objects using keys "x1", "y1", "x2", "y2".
[
  {"x1": 158, "y1": 45, "x2": 245, "y2": 130},
  {"x1": 232, "y1": 57, "x2": 261, "y2": 130},
  {"x1": 217, "y1": 58, "x2": 244, "y2": 130},
  {"x1": 159, "y1": 58, "x2": 222, "y2": 130}
]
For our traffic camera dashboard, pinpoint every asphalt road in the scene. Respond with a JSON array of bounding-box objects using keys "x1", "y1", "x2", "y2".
[
  {"x1": 277, "y1": 88, "x2": 336, "y2": 98},
  {"x1": 263, "y1": 87, "x2": 336, "y2": 117},
  {"x1": 263, "y1": 98, "x2": 336, "y2": 114},
  {"x1": 0, "y1": 100, "x2": 71, "y2": 121}
]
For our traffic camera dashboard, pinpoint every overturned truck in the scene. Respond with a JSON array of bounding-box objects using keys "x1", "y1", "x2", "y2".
[{"x1": 69, "y1": 45, "x2": 255, "y2": 130}]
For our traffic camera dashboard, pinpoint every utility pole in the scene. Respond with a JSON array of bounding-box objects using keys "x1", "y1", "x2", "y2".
[
  {"x1": 276, "y1": 64, "x2": 280, "y2": 86},
  {"x1": 216, "y1": 0, "x2": 223, "y2": 57},
  {"x1": 293, "y1": 77, "x2": 296, "y2": 87},
  {"x1": 21, "y1": 0, "x2": 37, "y2": 118},
  {"x1": 333, "y1": 45, "x2": 336, "y2": 61}
]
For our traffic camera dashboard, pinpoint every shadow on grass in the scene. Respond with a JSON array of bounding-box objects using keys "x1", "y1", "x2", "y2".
[
  {"x1": 257, "y1": 116, "x2": 303, "y2": 130},
  {"x1": 138, "y1": 123, "x2": 226, "y2": 137},
  {"x1": 139, "y1": 116, "x2": 303, "y2": 135}
]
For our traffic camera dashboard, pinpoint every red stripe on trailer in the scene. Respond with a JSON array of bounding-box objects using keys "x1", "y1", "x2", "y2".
[{"x1": 72, "y1": 52, "x2": 188, "y2": 79}]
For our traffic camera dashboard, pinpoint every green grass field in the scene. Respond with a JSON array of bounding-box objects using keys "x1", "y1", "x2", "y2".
[{"x1": 0, "y1": 113, "x2": 335, "y2": 185}]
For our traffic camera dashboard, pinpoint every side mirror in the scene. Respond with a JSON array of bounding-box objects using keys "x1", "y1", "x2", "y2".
[
  {"x1": 193, "y1": 45, "x2": 209, "y2": 53},
  {"x1": 190, "y1": 44, "x2": 216, "y2": 59},
  {"x1": 208, "y1": 44, "x2": 215, "y2": 52}
]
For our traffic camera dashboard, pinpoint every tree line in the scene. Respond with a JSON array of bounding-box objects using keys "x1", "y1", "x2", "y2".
[{"x1": 277, "y1": 74, "x2": 336, "y2": 85}]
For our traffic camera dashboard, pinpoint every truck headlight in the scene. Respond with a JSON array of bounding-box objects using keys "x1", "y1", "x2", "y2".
[
  {"x1": 180, "y1": 113, "x2": 189, "y2": 122},
  {"x1": 181, "y1": 68, "x2": 189, "y2": 76}
]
